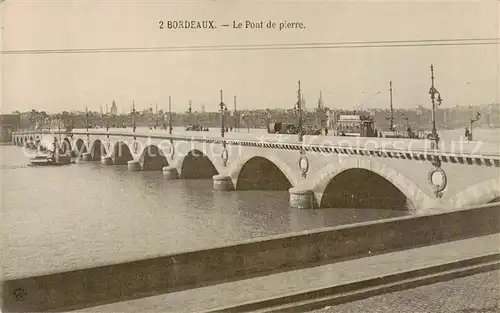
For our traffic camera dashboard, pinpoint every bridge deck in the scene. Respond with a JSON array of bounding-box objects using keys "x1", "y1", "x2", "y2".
[{"x1": 16, "y1": 128, "x2": 500, "y2": 157}]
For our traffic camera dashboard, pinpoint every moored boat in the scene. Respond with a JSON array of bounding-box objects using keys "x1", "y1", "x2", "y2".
[
  {"x1": 29, "y1": 154, "x2": 74, "y2": 166},
  {"x1": 30, "y1": 155, "x2": 52, "y2": 166}
]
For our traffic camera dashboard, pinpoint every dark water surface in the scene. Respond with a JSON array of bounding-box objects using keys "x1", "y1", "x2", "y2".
[{"x1": 1, "y1": 145, "x2": 407, "y2": 279}]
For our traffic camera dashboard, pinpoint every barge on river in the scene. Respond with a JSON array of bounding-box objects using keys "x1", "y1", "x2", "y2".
[{"x1": 29, "y1": 154, "x2": 73, "y2": 166}]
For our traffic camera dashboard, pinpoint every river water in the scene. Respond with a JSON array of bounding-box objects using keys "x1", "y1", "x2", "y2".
[{"x1": 2, "y1": 127, "x2": 498, "y2": 279}]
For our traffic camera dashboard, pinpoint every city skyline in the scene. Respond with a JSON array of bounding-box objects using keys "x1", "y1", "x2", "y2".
[
  {"x1": 1, "y1": 1, "x2": 499, "y2": 113},
  {"x1": 9, "y1": 100, "x2": 498, "y2": 115}
]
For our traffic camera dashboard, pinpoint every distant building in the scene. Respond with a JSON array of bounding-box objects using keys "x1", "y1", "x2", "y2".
[
  {"x1": 0, "y1": 114, "x2": 21, "y2": 142},
  {"x1": 110, "y1": 100, "x2": 118, "y2": 115}
]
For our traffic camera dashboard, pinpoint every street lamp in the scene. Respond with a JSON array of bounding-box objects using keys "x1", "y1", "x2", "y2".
[
  {"x1": 219, "y1": 90, "x2": 228, "y2": 138},
  {"x1": 85, "y1": 107, "x2": 89, "y2": 134},
  {"x1": 85, "y1": 107, "x2": 90, "y2": 148},
  {"x1": 266, "y1": 109, "x2": 271, "y2": 132},
  {"x1": 315, "y1": 91, "x2": 324, "y2": 129},
  {"x1": 155, "y1": 103, "x2": 159, "y2": 129},
  {"x1": 385, "y1": 81, "x2": 395, "y2": 131},
  {"x1": 488, "y1": 103, "x2": 493, "y2": 127},
  {"x1": 469, "y1": 112, "x2": 481, "y2": 141},
  {"x1": 293, "y1": 80, "x2": 304, "y2": 141},
  {"x1": 132, "y1": 101, "x2": 136, "y2": 133},
  {"x1": 188, "y1": 100, "x2": 192, "y2": 125},
  {"x1": 234, "y1": 96, "x2": 238, "y2": 131},
  {"x1": 168, "y1": 96, "x2": 173, "y2": 134},
  {"x1": 315, "y1": 103, "x2": 321, "y2": 128},
  {"x1": 429, "y1": 64, "x2": 443, "y2": 149},
  {"x1": 402, "y1": 113, "x2": 411, "y2": 138}
]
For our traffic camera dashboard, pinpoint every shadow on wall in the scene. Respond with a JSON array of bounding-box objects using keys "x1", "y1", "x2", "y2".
[
  {"x1": 180, "y1": 150, "x2": 218, "y2": 179},
  {"x1": 236, "y1": 157, "x2": 292, "y2": 191},
  {"x1": 320, "y1": 168, "x2": 409, "y2": 211}
]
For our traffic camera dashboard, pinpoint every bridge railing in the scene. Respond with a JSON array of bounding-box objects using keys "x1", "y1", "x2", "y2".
[{"x1": 13, "y1": 128, "x2": 500, "y2": 159}]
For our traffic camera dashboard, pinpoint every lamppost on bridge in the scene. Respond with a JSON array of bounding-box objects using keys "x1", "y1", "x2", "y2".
[
  {"x1": 168, "y1": 96, "x2": 173, "y2": 134},
  {"x1": 294, "y1": 80, "x2": 304, "y2": 142},
  {"x1": 132, "y1": 101, "x2": 136, "y2": 133},
  {"x1": 219, "y1": 90, "x2": 228, "y2": 138},
  {"x1": 469, "y1": 112, "x2": 481, "y2": 141},
  {"x1": 105, "y1": 111, "x2": 109, "y2": 132},
  {"x1": 402, "y1": 113, "x2": 412, "y2": 138},
  {"x1": 187, "y1": 100, "x2": 192, "y2": 125},
  {"x1": 386, "y1": 81, "x2": 395, "y2": 132},
  {"x1": 315, "y1": 91, "x2": 324, "y2": 129},
  {"x1": 57, "y1": 113, "x2": 62, "y2": 133},
  {"x1": 234, "y1": 96, "x2": 238, "y2": 131},
  {"x1": 85, "y1": 107, "x2": 89, "y2": 134},
  {"x1": 429, "y1": 64, "x2": 443, "y2": 149},
  {"x1": 85, "y1": 107, "x2": 90, "y2": 149}
]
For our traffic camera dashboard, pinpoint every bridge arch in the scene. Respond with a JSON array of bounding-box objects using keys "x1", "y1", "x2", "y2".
[
  {"x1": 89, "y1": 139, "x2": 107, "y2": 161},
  {"x1": 59, "y1": 137, "x2": 72, "y2": 154},
  {"x1": 111, "y1": 141, "x2": 134, "y2": 165},
  {"x1": 138, "y1": 145, "x2": 168, "y2": 171},
  {"x1": 228, "y1": 154, "x2": 299, "y2": 191},
  {"x1": 75, "y1": 138, "x2": 88, "y2": 155},
  {"x1": 179, "y1": 149, "x2": 219, "y2": 179},
  {"x1": 449, "y1": 178, "x2": 500, "y2": 208},
  {"x1": 311, "y1": 158, "x2": 432, "y2": 212}
]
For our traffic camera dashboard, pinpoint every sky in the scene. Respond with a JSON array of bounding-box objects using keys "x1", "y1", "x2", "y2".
[{"x1": 1, "y1": 0, "x2": 499, "y2": 113}]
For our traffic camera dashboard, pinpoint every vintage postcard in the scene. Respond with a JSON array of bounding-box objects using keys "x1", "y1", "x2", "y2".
[{"x1": 1, "y1": 1, "x2": 499, "y2": 312}]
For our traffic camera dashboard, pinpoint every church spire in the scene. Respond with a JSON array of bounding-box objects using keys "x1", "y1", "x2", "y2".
[{"x1": 318, "y1": 91, "x2": 324, "y2": 109}]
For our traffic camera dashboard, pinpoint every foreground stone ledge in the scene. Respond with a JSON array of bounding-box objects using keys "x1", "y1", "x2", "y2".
[{"x1": 2, "y1": 203, "x2": 499, "y2": 312}]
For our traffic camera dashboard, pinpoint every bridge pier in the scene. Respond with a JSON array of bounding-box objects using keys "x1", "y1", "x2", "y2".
[
  {"x1": 82, "y1": 153, "x2": 93, "y2": 161},
  {"x1": 289, "y1": 188, "x2": 315, "y2": 209},
  {"x1": 213, "y1": 175, "x2": 234, "y2": 191},
  {"x1": 101, "y1": 156, "x2": 113, "y2": 165},
  {"x1": 112, "y1": 156, "x2": 133, "y2": 165},
  {"x1": 128, "y1": 160, "x2": 142, "y2": 172},
  {"x1": 162, "y1": 166, "x2": 178, "y2": 179}
]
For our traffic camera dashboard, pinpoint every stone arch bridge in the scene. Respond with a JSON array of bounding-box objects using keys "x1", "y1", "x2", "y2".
[{"x1": 13, "y1": 130, "x2": 500, "y2": 214}]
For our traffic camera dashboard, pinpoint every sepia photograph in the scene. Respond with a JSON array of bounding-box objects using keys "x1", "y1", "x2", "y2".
[{"x1": 1, "y1": 0, "x2": 499, "y2": 312}]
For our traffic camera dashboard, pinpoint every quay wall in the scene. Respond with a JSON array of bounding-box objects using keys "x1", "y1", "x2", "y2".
[{"x1": 2, "y1": 203, "x2": 499, "y2": 312}]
